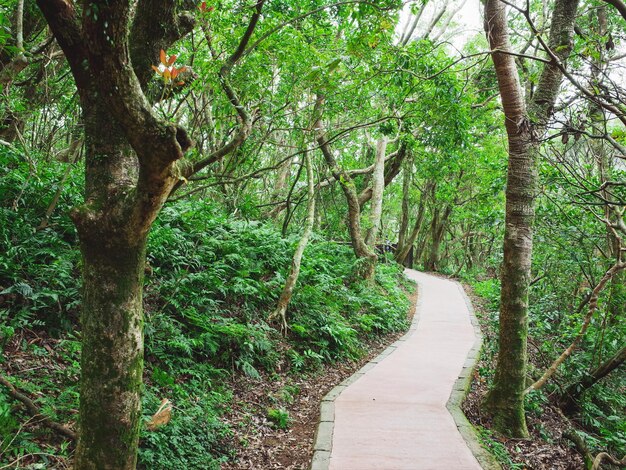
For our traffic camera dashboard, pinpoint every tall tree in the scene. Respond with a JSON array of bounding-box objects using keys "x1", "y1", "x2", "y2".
[
  {"x1": 482, "y1": 0, "x2": 579, "y2": 437},
  {"x1": 35, "y1": 0, "x2": 264, "y2": 467}
]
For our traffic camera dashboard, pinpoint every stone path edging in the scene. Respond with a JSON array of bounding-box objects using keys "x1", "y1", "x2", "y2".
[
  {"x1": 309, "y1": 274, "x2": 500, "y2": 470},
  {"x1": 446, "y1": 281, "x2": 502, "y2": 470},
  {"x1": 310, "y1": 280, "x2": 423, "y2": 470}
]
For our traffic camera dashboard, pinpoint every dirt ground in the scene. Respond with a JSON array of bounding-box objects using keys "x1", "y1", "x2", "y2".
[
  {"x1": 221, "y1": 286, "x2": 419, "y2": 470},
  {"x1": 461, "y1": 285, "x2": 585, "y2": 470}
]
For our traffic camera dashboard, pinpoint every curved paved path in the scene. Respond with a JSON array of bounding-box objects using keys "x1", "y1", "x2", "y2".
[{"x1": 327, "y1": 269, "x2": 482, "y2": 469}]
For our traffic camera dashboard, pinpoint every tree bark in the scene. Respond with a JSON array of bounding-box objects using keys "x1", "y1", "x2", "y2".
[
  {"x1": 76, "y1": 235, "x2": 146, "y2": 469},
  {"x1": 364, "y1": 136, "x2": 388, "y2": 246},
  {"x1": 482, "y1": 0, "x2": 579, "y2": 438},
  {"x1": 269, "y1": 152, "x2": 315, "y2": 330},
  {"x1": 314, "y1": 95, "x2": 377, "y2": 279}
]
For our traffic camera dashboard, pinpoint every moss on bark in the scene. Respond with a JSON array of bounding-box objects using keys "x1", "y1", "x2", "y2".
[{"x1": 74, "y1": 239, "x2": 147, "y2": 470}]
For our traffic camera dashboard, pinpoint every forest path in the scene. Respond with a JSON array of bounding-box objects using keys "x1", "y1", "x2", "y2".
[{"x1": 321, "y1": 269, "x2": 482, "y2": 469}]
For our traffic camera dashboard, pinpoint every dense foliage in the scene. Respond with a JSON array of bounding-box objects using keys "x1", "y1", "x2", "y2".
[
  {"x1": 0, "y1": 0, "x2": 624, "y2": 467},
  {"x1": 0, "y1": 150, "x2": 411, "y2": 467}
]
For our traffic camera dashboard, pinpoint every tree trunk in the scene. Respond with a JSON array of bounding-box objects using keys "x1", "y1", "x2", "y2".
[
  {"x1": 71, "y1": 96, "x2": 147, "y2": 469},
  {"x1": 395, "y1": 179, "x2": 432, "y2": 265},
  {"x1": 269, "y1": 152, "x2": 315, "y2": 330},
  {"x1": 424, "y1": 204, "x2": 452, "y2": 272},
  {"x1": 357, "y1": 143, "x2": 406, "y2": 207},
  {"x1": 396, "y1": 160, "x2": 411, "y2": 253},
  {"x1": 314, "y1": 95, "x2": 377, "y2": 280},
  {"x1": 482, "y1": 0, "x2": 579, "y2": 437},
  {"x1": 364, "y1": 136, "x2": 388, "y2": 246},
  {"x1": 37, "y1": 1, "x2": 265, "y2": 467},
  {"x1": 559, "y1": 345, "x2": 626, "y2": 414},
  {"x1": 76, "y1": 239, "x2": 146, "y2": 470},
  {"x1": 482, "y1": 0, "x2": 535, "y2": 438}
]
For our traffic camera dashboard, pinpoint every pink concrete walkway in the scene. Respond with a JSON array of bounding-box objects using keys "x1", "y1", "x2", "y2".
[{"x1": 328, "y1": 270, "x2": 482, "y2": 469}]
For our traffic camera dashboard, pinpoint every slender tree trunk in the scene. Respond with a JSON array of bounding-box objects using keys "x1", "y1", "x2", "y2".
[
  {"x1": 357, "y1": 143, "x2": 406, "y2": 207},
  {"x1": 395, "y1": 180, "x2": 432, "y2": 265},
  {"x1": 314, "y1": 95, "x2": 377, "y2": 279},
  {"x1": 482, "y1": 0, "x2": 534, "y2": 438},
  {"x1": 482, "y1": 0, "x2": 579, "y2": 437},
  {"x1": 559, "y1": 344, "x2": 626, "y2": 414},
  {"x1": 365, "y1": 136, "x2": 387, "y2": 246},
  {"x1": 400, "y1": 3, "x2": 426, "y2": 45},
  {"x1": 396, "y1": 160, "x2": 411, "y2": 253},
  {"x1": 269, "y1": 152, "x2": 315, "y2": 330}
]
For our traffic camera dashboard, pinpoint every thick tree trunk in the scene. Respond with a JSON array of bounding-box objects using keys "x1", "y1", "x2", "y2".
[
  {"x1": 482, "y1": 0, "x2": 579, "y2": 437},
  {"x1": 364, "y1": 136, "x2": 388, "y2": 246},
  {"x1": 70, "y1": 97, "x2": 147, "y2": 469},
  {"x1": 269, "y1": 152, "x2": 315, "y2": 330},
  {"x1": 76, "y1": 239, "x2": 146, "y2": 470}
]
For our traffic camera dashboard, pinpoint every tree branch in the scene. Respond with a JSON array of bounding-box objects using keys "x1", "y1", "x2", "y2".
[
  {"x1": 525, "y1": 260, "x2": 626, "y2": 394},
  {"x1": 35, "y1": 0, "x2": 90, "y2": 89},
  {"x1": 0, "y1": 375, "x2": 77, "y2": 441},
  {"x1": 601, "y1": 0, "x2": 626, "y2": 21}
]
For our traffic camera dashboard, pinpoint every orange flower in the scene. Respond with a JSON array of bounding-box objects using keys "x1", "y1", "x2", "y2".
[{"x1": 152, "y1": 50, "x2": 186, "y2": 86}]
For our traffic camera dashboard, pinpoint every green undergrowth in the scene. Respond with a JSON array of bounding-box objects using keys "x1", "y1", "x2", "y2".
[
  {"x1": 0, "y1": 153, "x2": 412, "y2": 468},
  {"x1": 463, "y1": 272, "x2": 626, "y2": 467}
]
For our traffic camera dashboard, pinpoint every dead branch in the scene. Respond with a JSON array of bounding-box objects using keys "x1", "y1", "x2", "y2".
[{"x1": 0, "y1": 375, "x2": 76, "y2": 440}]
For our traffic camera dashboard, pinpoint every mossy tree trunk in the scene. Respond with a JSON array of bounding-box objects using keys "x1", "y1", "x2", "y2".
[
  {"x1": 482, "y1": 0, "x2": 579, "y2": 438},
  {"x1": 71, "y1": 96, "x2": 151, "y2": 469},
  {"x1": 76, "y1": 236, "x2": 147, "y2": 469},
  {"x1": 36, "y1": 0, "x2": 264, "y2": 467}
]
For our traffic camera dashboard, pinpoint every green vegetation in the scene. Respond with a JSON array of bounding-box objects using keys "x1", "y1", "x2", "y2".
[
  {"x1": 1, "y1": 0, "x2": 624, "y2": 467},
  {"x1": 0, "y1": 150, "x2": 411, "y2": 467}
]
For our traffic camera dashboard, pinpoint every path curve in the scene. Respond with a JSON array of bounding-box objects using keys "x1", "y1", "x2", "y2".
[{"x1": 313, "y1": 269, "x2": 483, "y2": 470}]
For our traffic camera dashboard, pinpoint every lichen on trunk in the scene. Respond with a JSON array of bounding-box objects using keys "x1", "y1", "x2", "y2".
[{"x1": 75, "y1": 239, "x2": 147, "y2": 470}]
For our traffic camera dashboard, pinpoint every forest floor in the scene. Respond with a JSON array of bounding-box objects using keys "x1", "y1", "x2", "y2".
[
  {"x1": 462, "y1": 284, "x2": 585, "y2": 470},
  {"x1": 221, "y1": 283, "x2": 419, "y2": 470}
]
